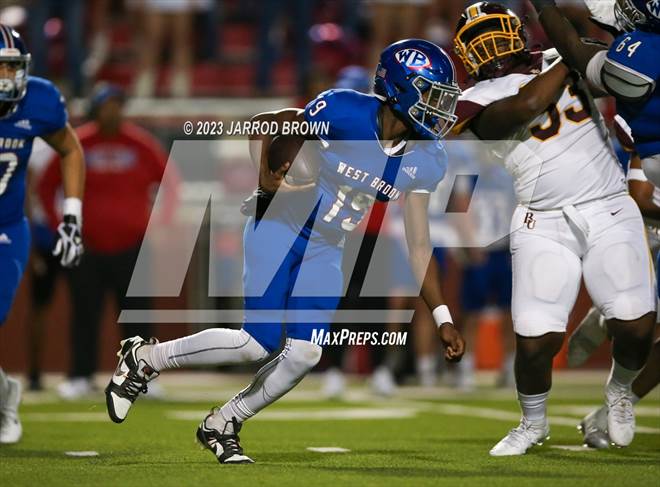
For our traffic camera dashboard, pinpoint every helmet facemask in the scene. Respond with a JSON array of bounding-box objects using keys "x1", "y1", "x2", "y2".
[
  {"x1": 0, "y1": 48, "x2": 30, "y2": 105},
  {"x1": 614, "y1": 0, "x2": 647, "y2": 31},
  {"x1": 408, "y1": 75, "x2": 460, "y2": 139},
  {"x1": 455, "y1": 14, "x2": 526, "y2": 80}
]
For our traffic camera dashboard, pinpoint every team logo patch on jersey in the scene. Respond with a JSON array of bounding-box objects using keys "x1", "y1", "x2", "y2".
[
  {"x1": 395, "y1": 49, "x2": 431, "y2": 70},
  {"x1": 647, "y1": 0, "x2": 660, "y2": 19}
]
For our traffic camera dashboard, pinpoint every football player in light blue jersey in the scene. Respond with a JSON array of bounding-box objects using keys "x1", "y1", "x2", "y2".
[
  {"x1": 104, "y1": 39, "x2": 466, "y2": 465},
  {"x1": 0, "y1": 25, "x2": 85, "y2": 444},
  {"x1": 528, "y1": 0, "x2": 660, "y2": 183}
]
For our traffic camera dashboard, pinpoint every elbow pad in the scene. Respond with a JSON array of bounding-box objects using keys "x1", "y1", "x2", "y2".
[{"x1": 601, "y1": 57, "x2": 656, "y2": 104}]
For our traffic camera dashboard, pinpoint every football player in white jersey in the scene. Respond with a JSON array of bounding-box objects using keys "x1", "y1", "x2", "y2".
[
  {"x1": 452, "y1": 2, "x2": 657, "y2": 455},
  {"x1": 570, "y1": 117, "x2": 660, "y2": 448}
]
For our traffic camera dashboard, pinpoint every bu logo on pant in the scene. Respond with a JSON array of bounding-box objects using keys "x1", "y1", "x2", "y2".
[{"x1": 524, "y1": 212, "x2": 536, "y2": 229}]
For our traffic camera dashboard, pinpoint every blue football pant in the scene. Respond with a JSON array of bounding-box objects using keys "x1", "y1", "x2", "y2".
[
  {"x1": 242, "y1": 217, "x2": 342, "y2": 353},
  {"x1": 0, "y1": 218, "x2": 30, "y2": 325}
]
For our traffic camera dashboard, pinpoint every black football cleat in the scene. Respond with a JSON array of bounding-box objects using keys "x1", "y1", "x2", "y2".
[
  {"x1": 105, "y1": 336, "x2": 159, "y2": 423},
  {"x1": 196, "y1": 411, "x2": 254, "y2": 464}
]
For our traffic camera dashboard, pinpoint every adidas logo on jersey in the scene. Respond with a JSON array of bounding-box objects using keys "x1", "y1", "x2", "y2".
[
  {"x1": 0, "y1": 233, "x2": 12, "y2": 244},
  {"x1": 402, "y1": 166, "x2": 418, "y2": 180},
  {"x1": 14, "y1": 119, "x2": 32, "y2": 130}
]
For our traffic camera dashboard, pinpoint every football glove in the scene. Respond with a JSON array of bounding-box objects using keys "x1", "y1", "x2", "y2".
[
  {"x1": 53, "y1": 214, "x2": 83, "y2": 268},
  {"x1": 240, "y1": 188, "x2": 274, "y2": 219}
]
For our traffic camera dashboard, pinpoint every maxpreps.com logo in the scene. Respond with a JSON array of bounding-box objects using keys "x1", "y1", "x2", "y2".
[
  {"x1": 647, "y1": 0, "x2": 660, "y2": 19},
  {"x1": 395, "y1": 49, "x2": 431, "y2": 70}
]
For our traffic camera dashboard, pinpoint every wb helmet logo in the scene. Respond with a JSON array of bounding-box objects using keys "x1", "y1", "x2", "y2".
[
  {"x1": 395, "y1": 49, "x2": 431, "y2": 70},
  {"x1": 647, "y1": 0, "x2": 660, "y2": 18}
]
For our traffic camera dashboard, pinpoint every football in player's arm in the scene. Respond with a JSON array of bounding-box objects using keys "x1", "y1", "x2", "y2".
[{"x1": 247, "y1": 106, "x2": 464, "y2": 361}]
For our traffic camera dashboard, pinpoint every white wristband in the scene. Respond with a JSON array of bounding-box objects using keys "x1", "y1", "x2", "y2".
[
  {"x1": 627, "y1": 168, "x2": 648, "y2": 182},
  {"x1": 63, "y1": 197, "x2": 82, "y2": 223},
  {"x1": 432, "y1": 305, "x2": 453, "y2": 327}
]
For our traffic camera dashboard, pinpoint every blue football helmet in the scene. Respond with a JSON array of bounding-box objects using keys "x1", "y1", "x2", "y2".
[
  {"x1": 374, "y1": 39, "x2": 460, "y2": 139},
  {"x1": 615, "y1": 0, "x2": 660, "y2": 32},
  {"x1": 0, "y1": 24, "x2": 30, "y2": 111}
]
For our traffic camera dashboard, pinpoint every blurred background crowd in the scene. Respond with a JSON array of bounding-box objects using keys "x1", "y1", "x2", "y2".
[
  {"x1": 0, "y1": 0, "x2": 613, "y2": 98},
  {"x1": 0, "y1": 0, "x2": 618, "y2": 400}
]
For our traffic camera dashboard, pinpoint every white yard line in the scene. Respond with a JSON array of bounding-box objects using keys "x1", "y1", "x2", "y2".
[{"x1": 306, "y1": 447, "x2": 351, "y2": 453}]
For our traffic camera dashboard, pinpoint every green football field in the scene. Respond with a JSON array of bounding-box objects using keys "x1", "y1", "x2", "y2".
[{"x1": 1, "y1": 371, "x2": 659, "y2": 487}]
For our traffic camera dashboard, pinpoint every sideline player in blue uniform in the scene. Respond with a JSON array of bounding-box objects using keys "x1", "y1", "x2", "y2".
[
  {"x1": 0, "y1": 25, "x2": 85, "y2": 444},
  {"x1": 105, "y1": 39, "x2": 466, "y2": 464}
]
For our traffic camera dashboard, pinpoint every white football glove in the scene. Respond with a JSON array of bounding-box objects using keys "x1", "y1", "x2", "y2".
[{"x1": 53, "y1": 214, "x2": 83, "y2": 267}]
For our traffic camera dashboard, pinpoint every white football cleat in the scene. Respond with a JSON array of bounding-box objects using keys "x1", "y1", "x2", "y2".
[
  {"x1": 322, "y1": 368, "x2": 346, "y2": 399},
  {"x1": 370, "y1": 366, "x2": 397, "y2": 397},
  {"x1": 57, "y1": 377, "x2": 95, "y2": 400},
  {"x1": 196, "y1": 411, "x2": 254, "y2": 464},
  {"x1": 105, "y1": 336, "x2": 159, "y2": 423},
  {"x1": 489, "y1": 418, "x2": 550, "y2": 456},
  {"x1": 0, "y1": 376, "x2": 23, "y2": 444},
  {"x1": 607, "y1": 388, "x2": 635, "y2": 447},
  {"x1": 567, "y1": 307, "x2": 608, "y2": 368},
  {"x1": 578, "y1": 406, "x2": 610, "y2": 449}
]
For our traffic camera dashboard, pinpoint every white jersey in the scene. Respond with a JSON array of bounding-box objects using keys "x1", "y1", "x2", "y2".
[{"x1": 456, "y1": 62, "x2": 626, "y2": 210}]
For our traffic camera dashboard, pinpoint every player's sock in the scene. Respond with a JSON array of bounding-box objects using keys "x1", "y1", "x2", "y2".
[
  {"x1": 606, "y1": 360, "x2": 641, "y2": 392},
  {"x1": 208, "y1": 338, "x2": 322, "y2": 433},
  {"x1": 518, "y1": 391, "x2": 549, "y2": 425},
  {"x1": 0, "y1": 368, "x2": 8, "y2": 405},
  {"x1": 416, "y1": 355, "x2": 437, "y2": 387},
  {"x1": 136, "y1": 329, "x2": 269, "y2": 371}
]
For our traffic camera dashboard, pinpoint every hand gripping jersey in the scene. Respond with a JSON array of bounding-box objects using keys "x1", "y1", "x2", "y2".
[
  {"x1": 299, "y1": 89, "x2": 448, "y2": 241},
  {"x1": 0, "y1": 77, "x2": 67, "y2": 225},
  {"x1": 455, "y1": 57, "x2": 626, "y2": 210},
  {"x1": 604, "y1": 30, "x2": 660, "y2": 159}
]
